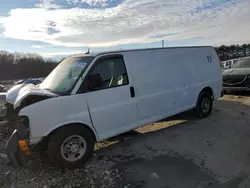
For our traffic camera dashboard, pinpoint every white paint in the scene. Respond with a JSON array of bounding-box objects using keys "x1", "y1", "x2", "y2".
[
  {"x1": 85, "y1": 85, "x2": 138, "y2": 140},
  {"x1": 221, "y1": 59, "x2": 239, "y2": 69},
  {"x1": 19, "y1": 93, "x2": 98, "y2": 142},
  {"x1": 13, "y1": 84, "x2": 58, "y2": 109},
  {"x1": 5, "y1": 84, "x2": 26, "y2": 104},
  {"x1": 18, "y1": 47, "x2": 222, "y2": 144},
  {"x1": 6, "y1": 83, "x2": 44, "y2": 105}
]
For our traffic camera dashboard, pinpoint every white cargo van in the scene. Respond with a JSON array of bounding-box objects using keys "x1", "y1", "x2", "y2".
[{"x1": 4, "y1": 47, "x2": 222, "y2": 168}]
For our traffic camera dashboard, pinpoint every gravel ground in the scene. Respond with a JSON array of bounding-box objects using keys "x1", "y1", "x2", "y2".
[{"x1": 1, "y1": 94, "x2": 250, "y2": 188}]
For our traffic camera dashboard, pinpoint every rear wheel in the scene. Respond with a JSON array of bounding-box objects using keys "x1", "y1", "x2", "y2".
[
  {"x1": 48, "y1": 126, "x2": 94, "y2": 169},
  {"x1": 195, "y1": 92, "x2": 213, "y2": 118}
]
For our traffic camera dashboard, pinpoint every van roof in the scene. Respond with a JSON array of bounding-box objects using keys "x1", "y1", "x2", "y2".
[{"x1": 70, "y1": 46, "x2": 213, "y2": 58}]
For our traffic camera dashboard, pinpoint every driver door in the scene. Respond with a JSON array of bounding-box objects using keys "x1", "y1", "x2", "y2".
[{"x1": 85, "y1": 55, "x2": 138, "y2": 140}]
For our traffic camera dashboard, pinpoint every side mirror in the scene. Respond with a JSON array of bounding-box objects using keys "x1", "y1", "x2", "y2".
[
  {"x1": 228, "y1": 65, "x2": 231, "y2": 69},
  {"x1": 87, "y1": 73, "x2": 103, "y2": 89}
]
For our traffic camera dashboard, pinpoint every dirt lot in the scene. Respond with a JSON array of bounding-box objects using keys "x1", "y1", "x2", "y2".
[{"x1": 1, "y1": 94, "x2": 250, "y2": 188}]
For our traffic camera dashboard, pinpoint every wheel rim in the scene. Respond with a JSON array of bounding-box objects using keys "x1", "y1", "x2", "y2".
[
  {"x1": 60, "y1": 135, "x2": 87, "y2": 162},
  {"x1": 201, "y1": 98, "x2": 211, "y2": 113}
]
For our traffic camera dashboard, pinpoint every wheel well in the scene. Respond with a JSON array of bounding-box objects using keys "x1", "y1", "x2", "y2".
[
  {"x1": 200, "y1": 87, "x2": 214, "y2": 98},
  {"x1": 36, "y1": 123, "x2": 97, "y2": 152}
]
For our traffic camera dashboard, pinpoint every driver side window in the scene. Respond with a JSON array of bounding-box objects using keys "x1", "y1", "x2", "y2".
[{"x1": 88, "y1": 57, "x2": 129, "y2": 91}]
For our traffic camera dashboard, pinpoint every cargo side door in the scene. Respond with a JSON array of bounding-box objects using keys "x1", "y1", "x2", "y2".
[{"x1": 84, "y1": 54, "x2": 138, "y2": 140}]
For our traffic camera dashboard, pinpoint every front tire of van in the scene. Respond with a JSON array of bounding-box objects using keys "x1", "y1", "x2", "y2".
[
  {"x1": 195, "y1": 92, "x2": 213, "y2": 118},
  {"x1": 47, "y1": 126, "x2": 94, "y2": 169}
]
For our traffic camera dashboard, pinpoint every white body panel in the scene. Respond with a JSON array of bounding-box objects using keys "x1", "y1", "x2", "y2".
[
  {"x1": 14, "y1": 84, "x2": 58, "y2": 109},
  {"x1": 5, "y1": 83, "x2": 56, "y2": 107},
  {"x1": 6, "y1": 84, "x2": 26, "y2": 104},
  {"x1": 222, "y1": 59, "x2": 238, "y2": 69},
  {"x1": 15, "y1": 47, "x2": 222, "y2": 144},
  {"x1": 123, "y1": 47, "x2": 221, "y2": 125},
  {"x1": 19, "y1": 94, "x2": 97, "y2": 144},
  {"x1": 86, "y1": 85, "x2": 138, "y2": 140}
]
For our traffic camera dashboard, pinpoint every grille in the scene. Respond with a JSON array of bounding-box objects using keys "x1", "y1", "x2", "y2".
[{"x1": 223, "y1": 75, "x2": 247, "y2": 85}]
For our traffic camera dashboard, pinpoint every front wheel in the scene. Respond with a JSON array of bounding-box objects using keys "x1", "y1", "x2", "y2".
[
  {"x1": 195, "y1": 92, "x2": 213, "y2": 118},
  {"x1": 48, "y1": 125, "x2": 94, "y2": 169}
]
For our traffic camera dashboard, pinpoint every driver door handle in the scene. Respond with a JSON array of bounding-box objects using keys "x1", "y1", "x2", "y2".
[{"x1": 130, "y1": 87, "x2": 135, "y2": 98}]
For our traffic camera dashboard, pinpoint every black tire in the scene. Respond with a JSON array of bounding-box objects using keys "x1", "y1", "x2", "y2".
[
  {"x1": 48, "y1": 125, "x2": 94, "y2": 169},
  {"x1": 195, "y1": 92, "x2": 213, "y2": 118}
]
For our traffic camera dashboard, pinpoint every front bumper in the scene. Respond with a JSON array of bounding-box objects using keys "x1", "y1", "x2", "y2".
[{"x1": 5, "y1": 119, "x2": 30, "y2": 167}]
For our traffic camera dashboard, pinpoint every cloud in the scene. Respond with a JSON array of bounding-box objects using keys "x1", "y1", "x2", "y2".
[
  {"x1": 40, "y1": 51, "x2": 84, "y2": 59},
  {"x1": 31, "y1": 45, "x2": 46, "y2": 48},
  {"x1": 67, "y1": 0, "x2": 109, "y2": 7},
  {"x1": 0, "y1": 0, "x2": 250, "y2": 48},
  {"x1": 35, "y1": 0, "x2": 62, "y2": 9}
]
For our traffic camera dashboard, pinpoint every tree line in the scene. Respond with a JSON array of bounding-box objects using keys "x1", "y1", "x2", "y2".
[
  {"x1": 215, "y1": 44, "x2": 250, "y2": 61},
  {"x1": 0, "y1": 44, "x2": 250, "y2": 81},
  {"x1": 0, "y1": 51, "x2": 57, "y2": 81},
  {"x1": 0, "y1": 51, "x2": 56, "y2": 65}
]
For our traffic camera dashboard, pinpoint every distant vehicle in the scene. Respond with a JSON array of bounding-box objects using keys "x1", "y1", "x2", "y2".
[
  {"x1": 3, "y1": 46, "x2": 222, "y2": 168},
  {"x1": 223, "y1": 57, "x2": 250, "y2": 91},
  {"x1": 222, "y1": 59, "x2": 238, "y2": 69},
  {"x1": 24, "y1": 78, "x2": 43, "y2": 85},
  {"x1": 1, "y1": 77, "x2": 45, "y2": 121},
  {"x1": 14, "y1": 79, "x2": 24, "y2": 85},
  {"x1": 14, "y1": 78, "x2": 44, "y2": 85},
  {"x1": 0, "y1": 84, "x2": 6, "y2": 92}
]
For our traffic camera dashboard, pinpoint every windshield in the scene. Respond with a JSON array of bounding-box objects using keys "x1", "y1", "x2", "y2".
[
  {"x1": 40, "y1": 56, "x2": 93, "y2": 94},
  {"x1": 232, "y1": 58, "x2": 250, "y2": 68}
]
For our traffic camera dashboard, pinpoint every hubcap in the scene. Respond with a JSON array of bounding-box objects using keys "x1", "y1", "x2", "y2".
[
  {"x1": 201, "y1": 98, "x2": 210, "y2": 113},
  {"x1": 60, "y1": 135, "x2": 87, "y2": 162}
]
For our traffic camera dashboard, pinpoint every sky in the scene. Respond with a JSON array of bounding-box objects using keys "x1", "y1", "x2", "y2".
[{"x1": 0, "y1": 0, "x2": 250, "y2": 60}]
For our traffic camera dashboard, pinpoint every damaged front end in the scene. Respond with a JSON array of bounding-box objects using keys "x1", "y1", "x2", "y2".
[
  {"x1": 0, "y1": 105, "x2": 7, "y2": 121},
  {"x1": 0, "y1": 103, "x2": 19, "y2": 124},
  {"x1": 4, "y1": 86, "x2": 58, "y2": 167},
  {"x1": 5, "y1": 116, "x2": 30, "y2": 167},
  {"x1": 0, "y1": 92, "x2": 7, "y2": 122}
]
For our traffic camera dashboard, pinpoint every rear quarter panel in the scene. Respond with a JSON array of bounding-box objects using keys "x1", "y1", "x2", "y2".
[
  {"x1": 176, "y1": 47, "x2": 221, "y2": 99},
  {"x1": 121, "y1": 47, "x2": 222, "y2": 123}
]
